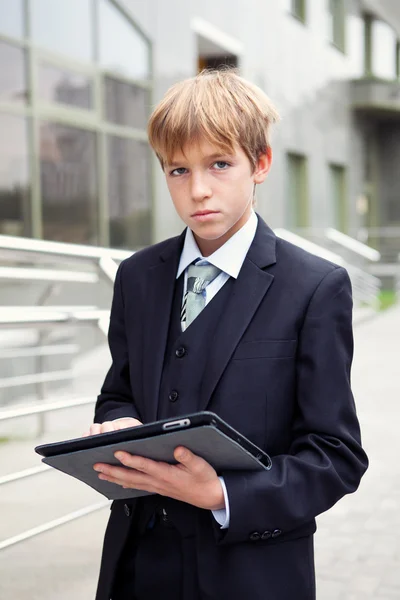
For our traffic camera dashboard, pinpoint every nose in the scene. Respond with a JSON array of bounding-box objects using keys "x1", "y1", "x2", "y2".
[{"x1": 190, "y1": 172, "x2": 212, "y2": 202}]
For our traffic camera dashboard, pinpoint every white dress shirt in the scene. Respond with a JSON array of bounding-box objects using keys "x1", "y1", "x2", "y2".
[{"x1": 177, "y1": 210, "x2": 258, "y2": 528}]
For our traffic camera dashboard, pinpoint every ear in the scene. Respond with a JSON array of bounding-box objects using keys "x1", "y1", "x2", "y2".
[{"x1": 253, "y1": 148, "x2": 272, "y2": 184}]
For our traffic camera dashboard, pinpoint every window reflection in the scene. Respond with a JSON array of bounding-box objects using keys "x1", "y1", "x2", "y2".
[
  {"x1": 39, "y1": 62, "x2": 93, "y2": 109},
  {"x1": 372, "y1": 20, "x2": 397, "y2": 79},
  {"x1": 104, "y1": 76, "x2": 149, "y2": 128},
  {"x1": 0, "y1": 42, "x2": 27, "y2": 104},
  {"x1": 98, "y1": 0, "x2": 150, "y2": 79},
  {"x1": 40, "y1": 122, "x2": 98, "y2": 244},
  {"x1": 0, "y1": 114, "x2": 31, "y2": 236},
  {"x1": 0, "y1": 0, "x2": 24, "y2": 39},
  {"x1": 31, "y1": 0, "x2": 93, "y2": 62},
  {"x1": 107, "y1": 136, "x2": 152, "y2": 249}
]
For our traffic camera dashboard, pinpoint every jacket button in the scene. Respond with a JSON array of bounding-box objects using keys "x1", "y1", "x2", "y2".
[
  {"x1": 272, "y1": 529, "x2": 282, "y2": 538},
  {"x1": 175, "y1": 346, "x2": 186, "y2": 358},
  {"x1": 249, "y1": 532, "x2": 261, "y2": 542},
  {"x1": 161, "y1": 508, "x2": 168, "y2": 522},
  {"x1": 261, "y1": 530, "x2": 272, "y2": 540},
  {"x1": 168, "y1": 390, "x2": 179, "y2": 402},
  {"x1": 124, "y1": 504, "x2": 131, "y2": 517}
]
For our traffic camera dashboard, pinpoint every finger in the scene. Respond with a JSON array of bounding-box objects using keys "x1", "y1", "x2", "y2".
[
  {"x1": 99, "y1": 473, "x2": 155, "y2": 493},
  {"x1": 89, "y1": 423, "x2": 102, "y2": 436},
  {"x1": 114, "y1": 452, "x2": 170, "y2": 477},
  {"x1": 99, "y1": 421, "x2": 116, "y2": 434},
  {"x1": 95, "y1": 465, "x2": 154, "y2": 491},
  {"x1": 174, "y1": 447, "x2": 207, "y2": 475},
  {"x1": 114, "y1": 418, "x2": 142, "y2": 431}
]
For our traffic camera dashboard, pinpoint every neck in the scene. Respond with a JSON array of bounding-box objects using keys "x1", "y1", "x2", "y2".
[{"x1": 193, "y1": 210, "x2": 253, "y2": 257}]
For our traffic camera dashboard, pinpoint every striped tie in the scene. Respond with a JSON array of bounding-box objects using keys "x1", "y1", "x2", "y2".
[{"x1": 181, "y1": 262, "x2": 221, "y2": 329}]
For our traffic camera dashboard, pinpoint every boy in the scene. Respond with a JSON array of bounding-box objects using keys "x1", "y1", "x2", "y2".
[{"x1": 87, "y1": 69, "x2": 368, "y2": 600}]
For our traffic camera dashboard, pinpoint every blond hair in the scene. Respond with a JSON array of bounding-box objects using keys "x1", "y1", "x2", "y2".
[{"x1": 148, "y1": 69, "x2": 280, "y2": 172}]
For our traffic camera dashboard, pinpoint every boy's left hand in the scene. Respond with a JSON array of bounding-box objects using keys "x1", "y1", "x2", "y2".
[{"x1": 93, "y1": 447, "x2": 225, "y2": 511}]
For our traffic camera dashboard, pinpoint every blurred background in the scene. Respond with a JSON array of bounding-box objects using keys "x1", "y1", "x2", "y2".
[{"x1": 0, "y1": 1, "x2": 399, "y2": 599}]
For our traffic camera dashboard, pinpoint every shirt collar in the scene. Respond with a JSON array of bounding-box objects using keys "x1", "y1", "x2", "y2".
[{"x1": 176, "y1": 211, "x2": 258, "y2": 279}]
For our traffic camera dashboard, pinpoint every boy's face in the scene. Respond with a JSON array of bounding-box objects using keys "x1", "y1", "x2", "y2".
[{"x1": 164, "y1": 140, "x2": 271, "y2": 256}]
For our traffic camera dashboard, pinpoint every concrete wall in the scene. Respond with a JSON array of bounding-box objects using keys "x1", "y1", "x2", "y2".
[{"x1": 118, "y1": 0, "x2": 399, "y2": 242}]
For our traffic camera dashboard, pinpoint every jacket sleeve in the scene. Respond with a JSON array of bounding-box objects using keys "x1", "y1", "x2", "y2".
[
  {"x1": 217, "y1": 266, "x2": 368, "y2": 545},
  {"x1": 94, "y1": 260, "x2": 141, "y2": 424}
]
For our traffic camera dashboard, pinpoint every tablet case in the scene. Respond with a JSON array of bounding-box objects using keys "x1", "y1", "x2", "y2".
[{"x1": 41, "y1": 425, "x2": 269, "y2": 500}]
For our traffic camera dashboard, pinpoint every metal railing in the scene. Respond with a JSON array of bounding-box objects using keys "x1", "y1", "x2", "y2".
[
  {"x1": 356, "y1": 227, "x2": 400, "y2": 265},
  {"x1": 325, "y1": 228, "x2": 381, "y2": 262},
  {"x1": 274, "y1": 228, "x2": 381, "y2": 311},
  {"x1": 0, "y1": 236, "x2": 132, "y2": 552}
]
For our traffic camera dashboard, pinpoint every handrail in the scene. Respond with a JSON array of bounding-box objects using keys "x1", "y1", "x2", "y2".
[
  {"x1": 99, "y1": 256, "x2": 119, "y2": 282},
  {"x1": 0, "y1": 343, "x2": 78, "y2": 359},
  {"x1": 0, "y1": 234, "x2": 132, "y2": 263},
  {"x1": 1, "y1": 306, "x2": 97, "y2": 312},
  {"x1": 0, "y1": 465, "x2": 51, "y2": 485},
  {"x1": 0, "y1": 500, "x2": 110, "y2": 551},
  {"x1": 0, "y1": 370, "x2": 73, "y2": 389},
  {"x1": 325, "y1": 228, "x2": 381, "y2": 262},
  {"x1": 274, "y1": 229, "x2": 346, "y2": 265},
  {"x1": 274, "y1": 228, "x2": 381, "y2": 311},
  {"x1": 0, "y1": 396, "x2": 95, "y2": 421},
  {"x1": 0, "y1": 266, "x2": 98, "y2": 283},
  {"x1": 0, "y1": 309, "x2": 109, "y2": 329}
]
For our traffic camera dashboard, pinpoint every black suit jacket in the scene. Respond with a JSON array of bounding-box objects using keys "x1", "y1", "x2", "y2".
[{"x1": 94, "y1": 216, "x2": 368, "y2": 600}]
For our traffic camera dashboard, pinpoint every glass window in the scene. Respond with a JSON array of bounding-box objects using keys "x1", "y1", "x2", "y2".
[
  {"x1": 372, "y1": 20, "x2": 397, "y2": 79},
  {"x1": 40, "y1": 122, "x2": 98, "y2": 244},
  {"x1": 287, "y1": 153, "x2": 309, "y2": 228},
  {"x1": 104, "y1": 76, "x2": 149, "y2": 128},
  {"x1": 38, "y1": 62, "x2": 93, "y2": 109},
  {"x1": 291, "y1": 0, "x2": 306, "y2": 23},
  {"x1": 98, "y1": 0, "x2": 150, "y2": 79},
  {"x1": 327, "y1": 0, "x2": 345, "y2": 51},
  {"x1": 107, "y1": 136, "x2": 151, "y2": 249},
  {"x1": 330, "y1": 164, "x2": 347, "y2": 232},
  {"x1": 31, "y1": 0, "x2": 93, "y2": 62},
  {"x1": 0, "y1": 114, "x2": 31, "y2": 236},
  {"x1": 347, "y1": 15, "x2": 365, "y2": 77},
  {"x1": 0, "y1": 0, "x2": 24, "y2": 39},
  {"x1": 0, "y1": 41, "x2": 27, "y2": 104}
]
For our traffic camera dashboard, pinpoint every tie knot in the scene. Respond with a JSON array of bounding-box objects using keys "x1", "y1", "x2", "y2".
[{"x1": 187, "y1": 262, "x2": 221, "y2": 294}]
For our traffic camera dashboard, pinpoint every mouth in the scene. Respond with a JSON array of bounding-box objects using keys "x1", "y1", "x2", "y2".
[
  {"x1": 192, "y1": 210, "x2": 219, "y2": 219},
  {"x1": 191, "y1": 210, "x2": 220, "y2": 222}
]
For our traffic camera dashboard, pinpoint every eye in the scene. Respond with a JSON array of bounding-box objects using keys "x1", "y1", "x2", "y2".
[
  {"x1": 170, "y1": 167, "x2": 187, "y2": 176},
  {"x1": 213, "y1": 161, "x2": 230, "y2": 170}
]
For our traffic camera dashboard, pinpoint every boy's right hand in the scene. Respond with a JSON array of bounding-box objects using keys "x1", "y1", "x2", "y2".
[{"x1": 82, "y1": 417, "x2": 142, "y2": 437}]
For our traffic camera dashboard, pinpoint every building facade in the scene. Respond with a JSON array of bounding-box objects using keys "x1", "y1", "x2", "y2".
[{"x1": 1, "y1": 0, "x2": 400, "y2": 250}]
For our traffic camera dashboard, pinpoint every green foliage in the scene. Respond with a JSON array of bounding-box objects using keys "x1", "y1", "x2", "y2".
[{"x1": 378, "y1": 289, "x2": 397, "y2": 311}]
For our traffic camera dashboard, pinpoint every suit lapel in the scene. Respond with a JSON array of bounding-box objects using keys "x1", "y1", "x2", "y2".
[
  {"x1": 141, "y1": 233, "x2": 184, "y2": 422},
  {"x1": 199, "y1": 216, "x2": 277, "y2": 411}
]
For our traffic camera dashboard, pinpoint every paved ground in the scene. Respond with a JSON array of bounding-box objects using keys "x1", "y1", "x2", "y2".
[
  {"x1": 315, "y1": 305, "x2": 400, "y2": 599},
  {"x1": 0, "y1": 306, "x2": 399, "y2": 599}
]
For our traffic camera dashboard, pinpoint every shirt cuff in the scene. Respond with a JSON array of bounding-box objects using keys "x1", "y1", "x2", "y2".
[{"x1": 211, "y1": 476, "x2": 230, "y2": 529}]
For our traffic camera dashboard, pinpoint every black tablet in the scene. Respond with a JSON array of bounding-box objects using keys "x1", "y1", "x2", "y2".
[{"x1": 35, "y1": 411, "x2": 272, "y2": 500}]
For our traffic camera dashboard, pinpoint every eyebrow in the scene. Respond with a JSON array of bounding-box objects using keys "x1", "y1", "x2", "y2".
[{"x1": 167, "y1": 153, "x2": 235, "y2": 168}]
